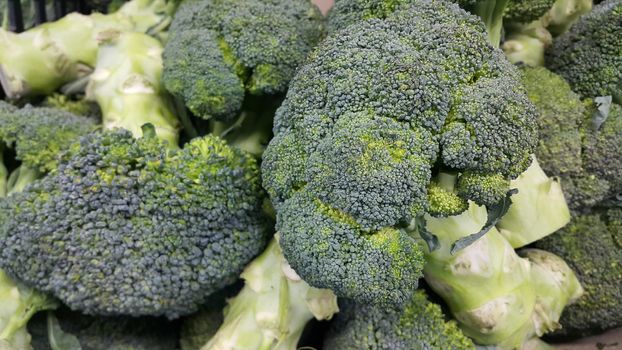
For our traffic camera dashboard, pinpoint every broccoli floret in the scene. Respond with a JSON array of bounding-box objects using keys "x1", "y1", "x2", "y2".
[
  {"x1": 263, "y1": 0, "x2": 538, "y2": 306},
  {"x1": 535, "y1": 208, "x2": 622, "y2": 337},
  {"x1": 0, "y1": 129, "x2": 269, "y2": 318},
  {"x1": 0, "y1": 101, "x2": 97, "y2": 194},
  {"x1": 323, "y1": 290, "x2": 476, "y2": 350},
  {"x1": 504, "y1": 0, "x2": 557, "y2": 23},
  {"x1": 520, "y1": 67, "x2": 622, "y2": 211},
  {"x1": 179, "y1": 294, "x2": 226, "y2": 350},
  {"x1": 42, "y1": 93, "x2": 101, "y2": 119},
  {"x1": 546, "y1": 0, "x2": 622, "y2": 103},
  {"x1": 28, "y1": 308, "x2": 180, "y2": 350},
  {"x1": 0, "y1": 31, "x2": 270, "y2": 318},
  {"x1": 162, "y1": 0, "x2": 324, "y2": 122}
]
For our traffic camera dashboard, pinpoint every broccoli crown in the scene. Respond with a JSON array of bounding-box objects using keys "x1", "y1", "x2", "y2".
[
  {"x1": 28, "y1": 308, "x2": 180, "y2": 350},
  {"x1": 520, "y1": 67, "x2": 622, "y2": 210},
  {"x1": 43, "y1": 94, "x2": 102, "y2": 119},
  {"x1": 546, "y1": 0, "x2": 622, "y2": 103},
  {"x1": 262, "y1": 0, "x2": 537, "y2": 305},
  {"x1": 503, "y1": 0, "x2": 557, "y2": 24},
  {"x1": 534, "y1": 208, "x2": 622, "y2": 336},
  {"x1": 0, "y1": 129, "x2": 269, "y2": 318},
  {"x1": 520, "y1": 66, "x2": 584, "y2": 177},
  {"x1": 162, "y1": 0, "x2": 324, "y2": 121},
  {"x1": 323, "y1": 290, "x2": 476, "y2": 350},
  {"x1": 327, "y1": 0, "x2": 415, "y2": 32},
  {"x1": 0, "y1": 102, "x2": 97, "y2": 172}
]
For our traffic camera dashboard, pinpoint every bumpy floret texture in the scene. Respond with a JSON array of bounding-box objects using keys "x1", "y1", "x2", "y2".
[
  {"x1": 162, "y1": 0, "x2": 324, "y2": 121},
  {"x1": 535, "y1": 208, "x2": 622, "y2": 336},
  {"x1": 546, "y1": 0, "x2": 622, "y2": 102},
  {"x1": 326, "y1": 0, "x2": 416, "y2": 32},
  {"x1": 28, "y1": 308, "x2": 180, "y2": 350},
  {"x1": 520, "y1": 67, "x2": 622, "y2": 210},
  {"x1": 503, "y1": 0, "x2": 557, "y2": 23},
  {"x1": 263, "y1": 0, "x2": 537, "y2": 305},
  {"x1": 323, "y1": 290, "x2": 476, "y2": 350},
  {"x1": 0, "y1": 129, "x2": 269, "y2": 317},
  {"x1": 0, "y1": 101, "x2": 97, "y2": 172}
]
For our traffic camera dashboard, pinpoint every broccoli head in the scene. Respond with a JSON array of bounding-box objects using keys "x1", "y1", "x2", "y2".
[
  {"x1": 323, "y1": 290, "x2": 475, "y2": 350},
  {"x1": 503, "y1": 0, "x2": 557, "y2": 23},
  {"x1": 520, "y1": 67, "x2": 622, "y2": 211},
  {"x1": 162, "y1": 0, "x2": 325, "y2": 121},
  {"x1": 0, "y1": 129, "x2": 269, "y2": 318},
  {"x1": 535, "y1": 208, "x2": 622, "y2": 337},
  {"x1": 546, "y1": 0, "x2": 622, "y2": 103},
  {"x1": 263, "y1": 0, "x2": 538, "y2": 306}
]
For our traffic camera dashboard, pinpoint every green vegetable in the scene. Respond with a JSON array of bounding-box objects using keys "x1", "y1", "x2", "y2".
[
  {"x1": 0, "y1": 31, "x2": 269, "y2": 318},
  {"x1": 263, "y1": 0, "x2": 538, "y2": 306},
  {"x1": 546, "y1": 0, "x2": 622, "y2": 103},
  {"x1": 182, "y1": 237, "x2": 338, "y2": 350},
  {"x1": 323, "y1": 290, "x2": 476, "y2": 350},
  {"x1": 0, "y1": 0, "x2": 176, "y2": 99}
]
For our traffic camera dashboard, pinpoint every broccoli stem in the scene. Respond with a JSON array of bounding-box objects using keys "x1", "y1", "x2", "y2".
[
  {"x1": 0, "y1": 145, "x2": 7, "y2": 198},
  {"x1": 202, "y1": 237, "x2": 338, "y2": 350},
  {"x1": 6, "y1": 165, "x2": 40, "y2": 195},
  {"x1": 545, "y1": 0, "x2": 592, "y2": 36},
  {"x1": 502, "y1": 23, "x2": 551, "y2": 66},
  {"x1": 496, "y1": 156, "x2": 570, "y2": 248},
  {"x1": 86, "y1": 31, "x2": 180, "y2": 147},
  {"x1": 471, "y1": 0, "x2": 511, "y2": 47},
  {"x1": 0, "y1": 0, "x2": 176, "y2": 100}
]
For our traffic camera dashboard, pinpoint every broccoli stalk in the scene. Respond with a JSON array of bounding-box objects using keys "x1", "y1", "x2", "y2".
[
  {"x1": 501, "y1": 0, "x2": 592, "y2": 66},
  {"x1": 85, "y1": 30, "x2": 180, "y2": 146},
  {"x1": 197, "y1": 237, "x2": 338, "y2": 350},
  {"x1": 0, "y1": 0, "x2": 176, "y2": 100},
  {"x1": 0, "y1": 270, "x2": 58, "y2": 350},
  {"x1": 422, "y1": 198, "x2": 582, "y2": 348},
  {"x1": 496, "y1": 156, "x2": 570, "y2": 248},
  {"x1": 469, "y1": 0, "x2": 511, "y2": 46}
]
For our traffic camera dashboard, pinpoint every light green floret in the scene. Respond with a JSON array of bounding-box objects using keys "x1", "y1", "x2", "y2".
[
  {"x1": 324, "y1": 290, "x2": 476, "y2": 350},
  {"x1": 457, "y1": 172, "x2": 510, "y2": 207}
]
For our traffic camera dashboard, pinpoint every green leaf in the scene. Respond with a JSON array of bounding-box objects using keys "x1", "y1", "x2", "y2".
[
  {"x1": 47, "y1": 312, "x2": 82, "y2": 350},
  {"x1": 415, "y1": 216, "x2": 440, "y2": 252},
  {"x1": 450, "y1": 188, "x2": 518, "y2": 254}
]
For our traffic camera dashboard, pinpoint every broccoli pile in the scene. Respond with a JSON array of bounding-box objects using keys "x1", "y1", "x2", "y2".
[{"x1": 0, "y1": 0, "x2": 620, "y2": 348}]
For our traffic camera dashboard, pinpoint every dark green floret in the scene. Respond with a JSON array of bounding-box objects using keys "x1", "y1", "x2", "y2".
[
  {"x1": 535, "y1": 208, "x2": 622, "y2": 337},
  {"x1": 546, "y1": 0, "x2": 622, "y2": 103},
  {"x1": 263, "y1": 0, "x2": 538, "y2": 306},
  {"x1": 323, "y1": 290, "x2": 476, "y2": 350},
  {"x1": 0, "y1": 129, "x2": 269, "y2": 318},
  {"x1": 162, "y1": 0, "x2": 325, "y2": 121},
  {"x1": 503, "y1": 0, "x2": 557, "y2": 23}
]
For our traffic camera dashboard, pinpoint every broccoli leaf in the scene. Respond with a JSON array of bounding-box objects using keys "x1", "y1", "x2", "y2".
[{"x1": 451, "y1": 189, "x2": 518, "y2": 254}]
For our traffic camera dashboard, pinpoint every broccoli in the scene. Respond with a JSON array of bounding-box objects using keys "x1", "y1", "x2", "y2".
[
  {"x1": 520, "y1": 66, "x2": 622, "y2": 210},
  {"x1": 161, "y1": 0, "x2": 324, "y2": 122},
  {"x1": 0, "y1": 270, "x2": 58, "y2": 350},
  {"x1": 504, "y1": 0, "x2": 558, "y2": 23},
  {"x1": 262, "y1": 0, "x2": 538, "y2": 307},
  {"x1": 546, "y1": 0, "x2": 622, "y2": 103},
  {"x1": 0, "y1": 31, "x2": 270, "y2": 318},
  {"x1": 423, "y1": 201, "x2": 583, "y2": 348},
  {"x1": 42, "y1": 93, "x2": 101, "y2": 120},
  {"x1": 0, "y1": 0, "x2": 176, "y2": 99},
  {"x1": 0, "y1": 102, "x2": 96, "y2": 350},
  {"x1": 181, "y1": 237, "x2": 338, "y2": 350},
  {"x1": 179, "y1": 292, "x2": 227, "y2": 350},
  {"x1": 535, "y1": 208, "x2": 622, "y2": 337},
  {"x1": 323, "y1": 290, "x2": 476, "y2": 350},
  {"x1": 27, "y1": 308, "x2": 180, "y2": 350}
]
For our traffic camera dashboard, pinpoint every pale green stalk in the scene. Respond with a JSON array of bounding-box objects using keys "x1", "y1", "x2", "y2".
[
  {"x1": 202, "y1": 238, "x2": 338, "y2": 350},
  {"x1": 496, "y1": 156, "x2": 570, "y2": 248},
  {"x1": 86, "y1": 30, "x2": 179, "y2": 146}
]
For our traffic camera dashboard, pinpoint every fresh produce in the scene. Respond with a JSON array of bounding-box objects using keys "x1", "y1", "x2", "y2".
[{"x1": 0, "y1": 0, "x2": 618, "y2": 348}]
